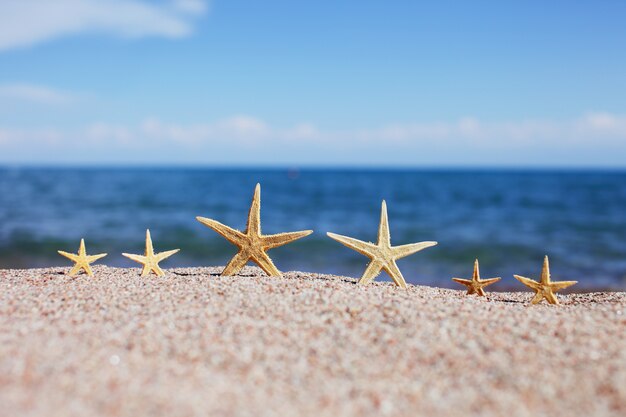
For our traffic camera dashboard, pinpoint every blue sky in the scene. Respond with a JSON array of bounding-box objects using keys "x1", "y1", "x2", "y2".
[{"x1": 1, "y1": 0, "x2": 625, "y2": 166}]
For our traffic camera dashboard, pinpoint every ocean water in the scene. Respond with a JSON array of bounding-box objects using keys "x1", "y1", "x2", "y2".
[{"x1": 1, "y1": 167, "x2": 625, "y2": 290}]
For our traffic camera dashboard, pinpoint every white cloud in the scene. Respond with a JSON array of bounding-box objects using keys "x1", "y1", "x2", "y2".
[
  {"x1": 0, "y1": 0, "x2": 209, "y2": 51},
  {"x1": 0, "y1": 126, "x2": 64, "y2": 146},
  {"x1": 172, "y1": 0, "x2": 209, "y2": 14},
  {"x1": 85, "y1": 122, "x2": 134, "y2": 144},
  {"x1": 0, "y1": 83, "x2": 78, "y2": 105},
  {"x1": 579, "y1": 112, "x2": 626, "y2": 133},
  {"x1": 333, "y1": 113, "x2": 626, "y2": 147},
  {"x1": 138, "y1": 116, "x2": 270, "y2": 145},
  {"x1": 2, "y1": 112, "x2": 626, "y2": 165}
]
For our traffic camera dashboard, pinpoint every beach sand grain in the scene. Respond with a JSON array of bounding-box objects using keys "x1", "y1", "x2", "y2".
[{"x1": 1, "y1": 266, "x2": 625, "y2": 417}]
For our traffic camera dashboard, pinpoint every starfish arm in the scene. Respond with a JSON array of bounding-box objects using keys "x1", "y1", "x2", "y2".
[
  {"x1": 155, "y1": 249, "x2": 180, "y2": 262},
  {"x1": 252, "y1": 251, "x2": 282, "y2": 277},
  {"x1": 327, "y1": 232, "x2": 377, "y2": 258},
  {"x1": 473, "y1": 259, "x2": 480, "y2": 280},
  {"x1": 383, "y1": 260, "x2": 408, "y2": 289},
  {"x1": 58, "y1": 251, "x2": 79, "y2": 262},
  {"x1": 82, "y1": 264, "x2": 95, "y2": 276},
  {"x1": 68, "y1": 264, "x2": 83, "y2": 276},
  {"x1": 85, "y1": 253, "x2": 108, "y2": 263},
  {"x1": 544, "y1": 290, "x2": 560, "y2": 305},
  {"x1": 550, "y1": 280, "x2": 578, "y2": 291},
  {"x1": 246, "y1": 183, "x2": 262, "y2": 235},
  {"x1": 476, "y1": 287, "x2": 486, "y2": 296},
  {"x1": 262, "y1": 230, "x2": 313, "y2": 249},
  {"x1": 221, "y1": 251, "x2": 250, "y2": 276},
  {"x1": 122, "y1": 253, "x2": 148, "y2": 265},
  {"x1": 514, "y1": 275, "x2": 542, "y2": 290},
  {"x1": 146, "y1": 264, "x2": 166, "y2": 277},
  {"x1": 358, "y1": 260, "x2": 383, "y2": 286},
  {"x1": 145, "y1": 229, "x2": 154, "y2": 255},
  {"x1": 140, "y1": 264, "x2": 153, "y2": 277},
  {"x1": 530, "y1": 291, "x2": 545, "y2": 304},
  {"x1": 392, "y1": 241, "x2": 438, "y2": 259},
  {"x1": 196, "y1": 216, "x2": 245, "y2": 245},
  {"x1": 78, "y1": 239, "x2": 87, "y2": 256},
  {"x1": 452, "y1": 278, "x2": 473, "y2": 287},
  {"x1": 540, "y1": 256, "x2": 551, "y2": 284},
  {"x1": 480, "y1": 277, "x2": 502, "y2": 286},
  {"x1": 377, "y1": 200, "x2": 391, "y2": 246}
]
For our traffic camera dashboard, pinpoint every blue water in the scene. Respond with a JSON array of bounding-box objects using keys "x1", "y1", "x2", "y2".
[{"x1": 1, "y1": 167, "x2": 625, "y2": 290}]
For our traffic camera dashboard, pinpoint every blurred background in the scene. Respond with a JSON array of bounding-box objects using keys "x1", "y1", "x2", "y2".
[{"x1": 1, "y1": 1, "x2": 625, "y2": 290}]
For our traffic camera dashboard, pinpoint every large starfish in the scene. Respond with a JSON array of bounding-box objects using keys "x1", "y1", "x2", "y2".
[
  {"x1": 122, "y1": 229, "x2": 179, "y2": 276},
  {"x1": 196, "y1": 183, "x2": 313, "y2": 277},
  {"x1": 452, "y1": 259, "x2": 501, "y2": 296},
  {"x1": 514, "y1": 256, "x2": 577, "y2": 305},
  {"x1": 327, "y1": 200, "x2": 437, "y2": 288},
  {"x1": 58, "y1": 239, "x2": 107, "y2": 276}
]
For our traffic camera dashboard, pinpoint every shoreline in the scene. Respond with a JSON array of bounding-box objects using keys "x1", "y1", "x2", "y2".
[
  {"x1": 1, "y1": 266, "x2": 625, "y2": 416},
  {"x1": 1, "y1": 265, "x2": 622, "y2": 293}
]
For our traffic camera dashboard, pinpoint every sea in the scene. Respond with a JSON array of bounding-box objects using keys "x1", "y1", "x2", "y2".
[{"x1": 1, "y1": 167, "x2": 625, "y2": 291}]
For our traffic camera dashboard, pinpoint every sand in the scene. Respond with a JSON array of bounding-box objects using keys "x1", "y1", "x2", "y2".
[{"x1": 1, "y1": 266, "x2": 625, "y2": 417}]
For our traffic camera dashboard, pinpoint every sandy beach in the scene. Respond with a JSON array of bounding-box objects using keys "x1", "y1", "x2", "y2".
[{"x1": 1, "y1": 266, "x2": 625, "y2": 417}]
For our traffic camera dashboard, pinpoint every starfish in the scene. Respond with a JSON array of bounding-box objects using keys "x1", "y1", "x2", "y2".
[
  {"x1": 196, "y1": 183, "x2": 313, "y2": 277},
  {"x1": 58, "y1": 239, "x2": 107, "y2": 276},
  {"x1": 452, "y1": 259, "x2": 501, "y2": 296},
  {"x1": 122, "y1": 229, "x2": 180, "y2": 276},
  {"x1": 514, "y1": 256, "x2": 577, "y2": 305},
  {"x1": 327, "y1": 200, "x2": 437, "y2": 288}
]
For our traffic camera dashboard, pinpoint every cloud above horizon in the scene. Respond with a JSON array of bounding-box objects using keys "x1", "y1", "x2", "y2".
[
  {"x1": 0, "y1": 0, "x2": 209, "y2": 51},
  {"x1": 0, "y1": 83, "x2": 80, "y2": 105},
  {"x1": 2, "y1": 112, "x2": 626, "y2": 166}
]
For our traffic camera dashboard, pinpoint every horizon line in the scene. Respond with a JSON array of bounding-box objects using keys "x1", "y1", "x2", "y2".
[{"x1": 1, "y1": 163, "x2": 626, "y2": 172}]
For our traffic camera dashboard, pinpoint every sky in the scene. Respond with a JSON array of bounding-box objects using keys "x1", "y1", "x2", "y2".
[{"x1": 0, "y1": 0, "x2": 626, "y2": 167}]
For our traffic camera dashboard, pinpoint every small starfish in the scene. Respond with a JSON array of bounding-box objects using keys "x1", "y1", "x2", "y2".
[
  {"x1": 452, "y1": 259, "x2": 501, "y2": 296},
  {"x1": 196, "y1": 183, "x2": 313, "y2": 277},
  {"x1": 122, "y1": 229, "x2": 180, "y2": 276},
  {"x1": 327, "y1": 200, "x2": 437, "y2": 288},
  {"x1": 514, "y1": 256, "x2": 577, "y2": 305},
  {"x1": 58, "y1": 239, "x2": 107, "y2": 276}
]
